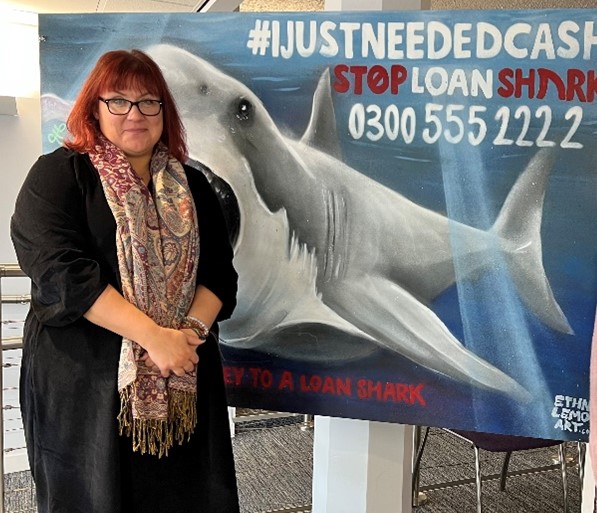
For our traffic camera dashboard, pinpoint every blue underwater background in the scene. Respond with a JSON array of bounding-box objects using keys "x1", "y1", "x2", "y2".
[{"x1": 39, "y1": 10, "x2": 597, "y2": 441}]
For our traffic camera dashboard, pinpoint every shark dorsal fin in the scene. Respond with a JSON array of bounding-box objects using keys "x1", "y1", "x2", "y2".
[{"x1": 300, "y1": 68, "x2": 342, "y2": 160}]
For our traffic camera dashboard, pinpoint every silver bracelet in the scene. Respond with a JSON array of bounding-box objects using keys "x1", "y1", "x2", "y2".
[
  {"x1": 181, "y1": 315, "x2": 210, "y2": 339},
  {"x1": 188, "y1": 327, "x2": 206, "y2": 340}
]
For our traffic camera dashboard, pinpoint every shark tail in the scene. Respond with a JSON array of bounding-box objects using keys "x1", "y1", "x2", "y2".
[{"x1": 492, "y1": 147, "x2": 573, "y2": 334}]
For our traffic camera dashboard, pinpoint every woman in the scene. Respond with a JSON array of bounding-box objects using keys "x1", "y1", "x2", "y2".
[{"x1": 11, "y1": 49, "x2": 239, "y2": 513}]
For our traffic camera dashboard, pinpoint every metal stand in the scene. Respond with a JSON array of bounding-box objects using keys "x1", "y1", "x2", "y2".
[
  {"x1": 300, "y1": 414, "x2": 314, "y2": 431},
  {"x1": 577, "y1": 442, "x2": 586, "y2": 498},
  {"x1": 312, "y1": 417, "x2": 413, "y2": 513}
]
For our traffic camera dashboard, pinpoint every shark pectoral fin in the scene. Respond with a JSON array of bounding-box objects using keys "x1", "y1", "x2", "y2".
[
  {"x1": 300, "y1": 68, "x2": 342, "y2": 160},
  {"x1": 493, "y1": 148, "x2": 573, "y2": 335},
  {"x1": 324, "y1": 275, "x2": 530, "y2": 402}
]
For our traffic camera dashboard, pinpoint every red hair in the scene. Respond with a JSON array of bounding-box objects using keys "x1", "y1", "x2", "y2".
[{"x1": 64, "y1": 49, "x2": 188, "y2": 163}]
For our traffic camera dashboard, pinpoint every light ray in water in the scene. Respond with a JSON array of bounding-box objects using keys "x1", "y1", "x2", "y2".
[{"x1": 439, "y1": 140, "x2": 554, "y2": 437}]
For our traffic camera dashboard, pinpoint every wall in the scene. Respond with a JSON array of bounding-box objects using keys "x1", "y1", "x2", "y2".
[
  {"x1": 0, "y1": 99, "x2": 41, "y2": 263},
  {"x1": 0, "y1": 9, "x2": 40, "y2": 294}
]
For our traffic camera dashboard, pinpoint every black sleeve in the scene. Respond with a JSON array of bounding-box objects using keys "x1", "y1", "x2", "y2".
[
  {"x1": 10, "y1": 149, "x2": 109, "y2": 327},
  {"x1": 185, "y1": 163, "x2": 238, "y2": 322}
]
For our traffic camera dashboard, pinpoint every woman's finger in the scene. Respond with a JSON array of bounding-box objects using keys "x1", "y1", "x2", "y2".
[
  {"x1": 171, "y1": 367, "x2": 186, "y2": 377},
  {"x1": 185, "y1": 334, "x2": 206, "y2": 347}
]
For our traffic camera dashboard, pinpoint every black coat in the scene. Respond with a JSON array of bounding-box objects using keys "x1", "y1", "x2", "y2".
[{"x1": 11, "y1": 147, "x2": 240, "y2": 513}]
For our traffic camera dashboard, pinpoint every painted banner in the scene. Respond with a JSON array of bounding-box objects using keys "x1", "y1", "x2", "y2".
[{"x1": 39, "y1": 10, "x2": 597, "y2": 441}]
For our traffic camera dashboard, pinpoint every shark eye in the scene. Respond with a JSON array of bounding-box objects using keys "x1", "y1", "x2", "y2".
[
  {"x1": 198, "y1": 84, "x2": 210, "y2": 95},
  {"x1": 236, "y1": 98, "x2": 253, "y2": 121}
]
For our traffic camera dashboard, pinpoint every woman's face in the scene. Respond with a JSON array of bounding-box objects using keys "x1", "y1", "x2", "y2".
[{"x1": 96, "y1": 88, "x2": 163, "y2": 164}]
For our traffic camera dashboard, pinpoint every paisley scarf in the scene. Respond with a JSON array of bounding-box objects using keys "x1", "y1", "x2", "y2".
[{"x1": 89, "y1": 135, "x2": 199, "y2": 457}]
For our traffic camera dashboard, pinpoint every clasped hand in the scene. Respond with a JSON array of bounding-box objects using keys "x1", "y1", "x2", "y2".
[{"x1": 141, "y1": 326, "x2": 204, "y2": 378}]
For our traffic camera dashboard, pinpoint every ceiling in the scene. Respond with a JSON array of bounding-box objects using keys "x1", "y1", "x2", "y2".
[
  {"x1": 1, "y1": 0, "x2": 244, "y2": 13},
  {"x1": 3, "y1": 0, "x2": 595, "y2": 16}
]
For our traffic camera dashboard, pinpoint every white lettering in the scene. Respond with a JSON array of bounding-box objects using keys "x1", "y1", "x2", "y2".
[
  {"x1": 406, "y1": 22, "x2": 425, "y2": 59},
  {"x1": 530, "y1": 23, "x2": 556, "y2": 60},
  {"x1": 362, "y1": 22, "x2": 386, "y2": 59},
  {"x1": 453, "y1": 23, "x2": 472, "y2": 58},
  {"x1": 427, "y1": 21, "x2": 452, "y2": 59},
  {"x1": 477, "y1": 22, "x2": 502, "y2": 59},
  {"x1": 320, "y1": 21, "x2": 339, "y2": 57},
  {"x1": 387, "y1": 22, "x2": 405, "y2": 59},
  {"x1": 262, "y1": 19, "x2": 596, "y2": 61},
  {"x1": 557, "y1": 21, "x2": 580, "y2": 59}
]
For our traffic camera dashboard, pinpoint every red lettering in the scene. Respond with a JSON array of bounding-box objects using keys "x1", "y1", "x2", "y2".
[
  {"x1": 333, "y1": 64, "x2": 408, "y2": 95},
  {"x1": 390, "y1": 65, "x2": 408, "y2": 94},
  {"x1": 368, "y1": 64, "x2": 389, "y2": 94},
  {"x1": 249, "y1": 367, "x2": 272, "y2": 388},
  {"x1": 382, "y1": 382, "x2": 396, "y2": 401},
  {"x1": 333, "y1": 64, "x2": 368, "y2": 95},
  {"x1": 357, "y1": 378, "x2": 368, "y2": 399},
  {"x1": 368, "y1": 380, "x2": 382, "y2": 400},
  {"x1": 498, "y1": 67, "x2": 595, "y2": 102},
  {"x1": 321, "y1": 376, "x2": 335, "y2": 395},
  {"x1": 299, "y1": 375, "x2": 308, "y2": 392},
  {"x1": 565, "y1": 68, "x2": 586, "y2": 102},
  {"x1": 232, "y1": 367, "x2": 244, "y2": 385},
  {"x1": 409, "y1": 384, "x2": 426, "y2": 406},
  {"x1": 537, "y1": 68, "x2": 565, "y2": 100},
  {"x1": 300, "y1": 374, "x2": 352, "y2": 396},
  {"x1": 517, "y1": 69, "x2": 536, "y2": 99},
  {"x1": 587, "y1": 70, "x2": 597, "y2": 102},
  {"x1": 223, "y1": 366, "x2": 235, "y2": 385},
  {"x1": 497, "y1": 68, "x2": 535, "y2": 98},
  {"x1": 260, "y1": 369, "x2": 273, "y2": 388},
  {"x1": 355, "y1": 379, "x2": 426, "y2": 405},
  {"x1": 333, "y1": 64, "x2": 351, "y2": 94},
  {"x1": 310, "y1": 375, "x2": 322, "y2": 392},
  {"x1": 300, "y1": 374, "x2": 323, "y2": 392},
  {"x1": 336, "y1": 378, "x2": 352, "y2": 397},
  {"x1": 249, "y1": 368, "x2": 260, "y2": 387},
  {"x1": 497, "y1": 67, "x2": 514, "y2": 98},
  {"x1": 351, "y1": 65, "x2": 368, "y2": 95},
  {"x1": 278, "y1": 371, "x2": 295, "y2": 391},
  {"x1": 396, "y1": 384, "x2": 410, "y2": 403}
]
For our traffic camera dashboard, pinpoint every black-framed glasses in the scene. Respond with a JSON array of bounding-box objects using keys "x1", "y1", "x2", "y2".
[{"x1": 98, "y1": 97, "x2": 163, "y2": 116}]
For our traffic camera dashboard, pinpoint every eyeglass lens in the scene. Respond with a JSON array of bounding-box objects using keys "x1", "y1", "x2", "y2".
[{"x1": 102, "y1": 98, "x2": 162, "y2": 116}]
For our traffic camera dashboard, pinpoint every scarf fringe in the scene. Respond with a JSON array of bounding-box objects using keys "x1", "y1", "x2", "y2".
[{"x1": 118, "y1": 386, "x2": 197, "y2": 458}]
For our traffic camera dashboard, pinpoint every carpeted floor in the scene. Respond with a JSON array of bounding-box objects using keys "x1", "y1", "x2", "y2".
[
  {"x1": 235, "y1": 416, "x2": 314, "y2": 513},
  {"x1": 2, "y1": 416, "x2": 584, "y2": 513},
  {"x1": 233, "y1": 420, "x2": 582, "y2": 513},
  {"x1": 416, "y1": 428, "x2": 581, "y2": 513}
]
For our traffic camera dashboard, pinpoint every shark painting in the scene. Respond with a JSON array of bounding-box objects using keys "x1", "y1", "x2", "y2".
[{"x1": 144, "y1": 43, "x2": 574, "y2": 402}]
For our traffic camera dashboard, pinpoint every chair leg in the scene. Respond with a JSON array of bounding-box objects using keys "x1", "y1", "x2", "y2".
[
  {"x1": 500, "y1": 452, "x2": 512, "y2": 491},
  {"x1": 412, "y1": 427, "x2": 430, "y2": 507},
  {"x1": 474, "y1": 445, "x2": 483, "y2": 513},
  {"x1": 559, "y1": 444, "x2": 568, "y2": 513},
  {"x1": 578, "y1": 442, "x2": 586, "y2": 499}
]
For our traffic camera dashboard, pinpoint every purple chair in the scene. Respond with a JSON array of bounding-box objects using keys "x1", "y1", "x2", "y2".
[{"x1": 413, "y1": 427, "x2": 570, "y2": 513}]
